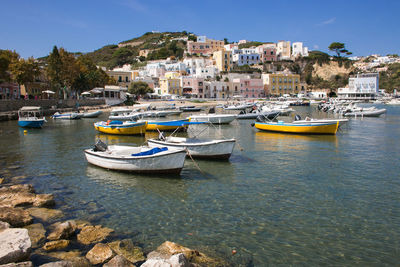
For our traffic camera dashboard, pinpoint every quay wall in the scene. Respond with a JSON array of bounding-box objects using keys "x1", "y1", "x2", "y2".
[{"x1": 0, "y1": 99, "x2": 106, "y2": 112}]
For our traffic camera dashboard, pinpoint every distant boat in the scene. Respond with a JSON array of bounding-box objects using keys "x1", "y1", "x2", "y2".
[
  {"x1": 188, "y1": 114, "x2": 237, "y2": 124},
  {"x1": 385, "y1": 99, "x2": 400, "y2": 105},
  {"x1": 179, "y1": 106, "x2": 202, "y2": 112},
  {"x1": 291, "y1": 115, "x2": 348, "y2": 127},
  {"x1": 51, "y1": 112, "x2": 81, "y2": 120},
  {"x1": 82, "y1": 110, "x2": 103, "y2": 118},
  {"x1": 236, "y1": 110, "x2": 280, "y2": 120},
  {"x1": 148, "y1": 136, "x2": 236, "y2": 159},
  {"x1": 94, "y1": 120, "x2": 147, "y2": 135},
  {"x1": 85, "y1": 141, "x2": 187, "y2": 174},
  {"x1": 223, "y1": 103, "x2": 253, "y2": 110},
  {"x1": 109, "y1": 108, "x2": 139, "y2": 120},
  {"x1": 253, "y1": 121, "x2": 339, "y2": 135},
  {"x1": 343, "y1": 108, "x2": 386, "y2": 117},
  {"x1": 18, "y1": 106, "x2": 46, "y2": 128}
]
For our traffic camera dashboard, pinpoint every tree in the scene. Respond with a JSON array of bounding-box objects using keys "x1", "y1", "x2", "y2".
[
  {"x1": 128, "y1": 81, "x2": 153, "y2": 97},
  {"x1": 328, "y1": 42, "x2": 352, "y2": 58},
  {"x1": 47, "y1": 46, "x2": 64, "y2": 97},
  {"x1": 224, "y1": 77, "x2": 229, "y2": 82},
  {"x1": 9, "y1": 57, "x2": 40, "y2": 91},
  {"x1": 224, "y1": 38, "x2": 229, "y2": 45},
  {"x1": 0, "y1": 50, "x2": 19, "y2": 83}
]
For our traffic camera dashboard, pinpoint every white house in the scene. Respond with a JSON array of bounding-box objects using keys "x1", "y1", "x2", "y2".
[
  {"x1": 292, "y1": 42, "x2": 309, "y2": 57},
  {"x1": 338, "y1": 73, "x2": 379, "y2": 100}
]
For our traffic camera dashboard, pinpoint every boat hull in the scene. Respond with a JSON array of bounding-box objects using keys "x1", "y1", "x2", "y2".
[
  {"x1": 145, "y1": 119, "x2": 189, "y2": 131},
  {"x1": 18, "y1": 119, "x2": 45, "y2": 128},
  {"x1": 84, "y1": 148, "x2": 186, "y2": 174},
  {"x1": 254, "y1": 121, "x2": 339, "y2": 135},
  {"x1": 94, "y1": 121, "x2": 147, "y2": 135},
  {"x1": 83, "y1": 111, "x2": 103, "y2": 118},
  {"x1": 52, "y1": 113, "x2": 81, "y2": 120},
  {"x1": 189, "y1": 115, "x2": 237, "y2": 124},
  {"x1": 343, "y1": 109, "x2": 386, "y2": 117},
  {"x1": 237, "y1": 111, "x2": 280, "y2": 120},
  {"x1": 148, "y1": 138, "x2": 236, "y2": 159}
]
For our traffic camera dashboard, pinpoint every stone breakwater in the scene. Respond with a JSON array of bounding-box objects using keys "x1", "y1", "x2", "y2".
[{"x1": 0, "y1": 168, "x2": 228, "y2": 266}]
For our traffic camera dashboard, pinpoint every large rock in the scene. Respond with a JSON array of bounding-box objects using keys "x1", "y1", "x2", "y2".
[
  {"x1": 27, "y1": 208, "x2": 63, "y2": 222},
  {"x1": 39, "y1": 261, "x2": 73, "y2": 267},
  {"x1": 43, "y1": 240, "x2": 70, "y2": 251},
  {"x1": 0, "y1": 207, "x2": 33, "y2": 227},
  {"x1": 148, "y1": 241, "x2": 224, "y2": 266},
  {"x1": 103, "y1": 255, "x2": 135, "y2": 267},
  {"x1": 0, "y1": 184, "x2": 54, "y2": 208},
  {"x1": 47, "y1": 221, "x2": 76, "y2": 240},
  {"x1": 85, "y1": 243, "x2": 114, "y2": 265},
  {"x1": 0, "y1": 228, "x2": 32, "y2": 264},
  {"x1": 77, "y1": 225, "x2": 113, "y2": 245},
  {"x1": 0, "y1": 262, "x2": 33, "y2": 267},
  {"x1": 108, "y1": 239, "x2": 145, "y2": 264},
  {"x1": 24, "y1": 223, "x2": 46, "y2": 248},
  {"x1": 73, "y1": 220, "x2": 91, "y2": 230},
  {"x1": 46, "y1": 251, "x2": 90, "y2": 267},
  {"x1": 141, "y1": 253, "x2": 189, "y2": 267}
]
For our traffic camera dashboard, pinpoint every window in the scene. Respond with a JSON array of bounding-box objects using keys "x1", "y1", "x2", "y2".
[{"x1": 118, "y1": 76, "x2": 122, "y2": 82}]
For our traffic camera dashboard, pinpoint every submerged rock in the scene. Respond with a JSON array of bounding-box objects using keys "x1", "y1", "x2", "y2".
[
  {"x1": 0, "y1": 184, "x2": 55, "y2": 208},
  {"x1": 24, "y1": 223, "x2": 46, "y2": 248},
  {"x1": 148, "y1": 241, "x2": 225, "y2": 266},
  {"x1": 27, "y1": 208, "x2": 63, "y2": 222},
  {"x1": 0, "y1": 207, "x2": 33, "y2": 227},
  {"x1": 47, "y1": 221, "x2": 76, "y2": 241},
  {"x1": 77, "y1": 225, "x2": 113, "y2": 245},
  {"x1": 46, "y1": 251, "x2": 90, "y2": 267},
  {"x1": 0, "y1": 228, "x2": 31, "y2": 264},
  {"x1": 85, "y1": 243, "x2": 114, "y2": 265},
  {"x1": 141, "y1": 253, "x2": 189, "y2": 267},
  {"x1": 103, "y1": 255, "x2": 135, "y2": 267},
  {"x1": 73, "y1": 220, "x2": 91, "y2": 230},
  {"x1": 43, "y1": 240, "x2": 70, "y2": 251},
  {"x1": 108, "y1": 239, "x2": 145, "y2": 264}
]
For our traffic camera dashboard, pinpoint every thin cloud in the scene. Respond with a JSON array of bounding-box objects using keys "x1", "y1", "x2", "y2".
[
  {"x1": 317, "y1": 17, "x2": 336, "y2": 26},
  {"x1": 120, "y1": 0, "x2": 147, "y2": 12}
]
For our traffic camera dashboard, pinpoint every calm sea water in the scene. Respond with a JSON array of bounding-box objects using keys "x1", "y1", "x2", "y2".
[{"x1": 1, "y1": 105, "x2": 399, "y2": 266}]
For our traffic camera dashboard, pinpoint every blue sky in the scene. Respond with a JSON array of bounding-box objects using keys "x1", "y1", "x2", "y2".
[{"x1": 2, "y1": 0, "x2": 399, "y2": 58}]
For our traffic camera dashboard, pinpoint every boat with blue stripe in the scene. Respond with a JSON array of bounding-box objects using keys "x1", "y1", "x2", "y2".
[{"x1": 18, "y1": 106, "x2": 46, "y2": 128}]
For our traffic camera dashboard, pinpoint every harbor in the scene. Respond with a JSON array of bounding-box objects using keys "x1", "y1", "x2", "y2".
[{"x1": 1, "y1": 102, "x2": 400, "y2": 265}]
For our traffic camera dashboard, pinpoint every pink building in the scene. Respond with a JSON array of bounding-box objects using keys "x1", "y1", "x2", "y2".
[
  {"x1": 181, "y1": 77, "x2": 205, "y2": 98},
  {"x1": 257, "y1": 47, "x2": 277, "y2": 62},
  {"x1": 233, "y1": 78, "x2": 265, "y2": 98},
  {"x1": 0, "y1": 82, "x2": 20, "y2": 99}
]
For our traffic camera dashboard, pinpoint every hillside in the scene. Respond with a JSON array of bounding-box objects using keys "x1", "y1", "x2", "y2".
[{"x1": 86, "y1": 31, "x2": 194, "y2": 69}]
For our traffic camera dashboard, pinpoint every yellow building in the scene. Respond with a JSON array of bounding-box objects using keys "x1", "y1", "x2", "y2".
[
  {"x1": 262, "y1": 73, "x2": 301, "y2": 96},
  {"x1": 160, "y1": 72, "x2": 181, "y2": 95},
  {"x1": 213, "y1": 50, "x2": 232, "y2": 72},
  {"x1": 105, "y1": 70, "x2": 139, "y2": 87}
]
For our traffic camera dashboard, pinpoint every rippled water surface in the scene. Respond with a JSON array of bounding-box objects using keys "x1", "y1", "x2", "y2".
[{"x1": 1, "y1": 105, "x2": 400, "y2": 265}]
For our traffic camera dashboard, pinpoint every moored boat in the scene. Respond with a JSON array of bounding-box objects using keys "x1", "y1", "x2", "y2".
[
  {"x1": 148, "y1": 136, "x2": 236, "y2": 159},
  {"x1": 291, "y1": 115, "x2": 349, "y2": 127},
  {"x1": 343, "y1": 108, "x2": 386, "y2": 117},
  {"x1": 179, "y1": 106, "x2": 202, "y2": 112},
  {"x1": 84, "y1": 141, "x2": 187, "y2": 174},
  {"x1": 52, "y1": 112, "x2": 81, "y2": 120},
  {"x1": 253, "y1": 121, "x2": 339, "y2": 135},
  {"x1": 188, "y1": 114, "x2": 237, "y2": 124},
  {"x1": 141, "y1": 119, "x2": 190, "y2": 131},
  {"x1": 109, "y1": 108, "x2": 139, "y2": 120},
  {"x1": 18, "y1": 106, "x2": 46, "y2": 128},
  {"x1": 94, "y1": 120, "x2": 147, "y2": 135},
  {"x1": 82, "y1": 110, "x2": 103, "y2": 118},
  {"x1": 236, "y1": 110, "x2": 280, "y2": 120}
]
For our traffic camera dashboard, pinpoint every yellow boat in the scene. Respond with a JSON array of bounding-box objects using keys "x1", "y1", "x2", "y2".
[
  {"x1": 144, "y1": 119, "x2": 190, "y2": 132},
  {"x1": 254, "y1": 121, "x2": 339, "y2": 135},
  {"x1": 94, "y1": 120, "x2": 147, "y2": 135}
]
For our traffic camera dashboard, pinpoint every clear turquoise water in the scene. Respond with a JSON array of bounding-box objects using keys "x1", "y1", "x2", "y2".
[{"x1": 1, "y1": 105, "x2": 399, "y2": 265}]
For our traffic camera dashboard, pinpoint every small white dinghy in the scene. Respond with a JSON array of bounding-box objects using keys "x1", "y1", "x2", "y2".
[
  {"x1": 84, "y1": 140, "x2": 187, "y2": 174},
  {"x1": 147, "y1": 136, "x2": 236, "y2": 160},
  {"x1": 188, "y1": 114, "x2": 237, "y2": 124}
]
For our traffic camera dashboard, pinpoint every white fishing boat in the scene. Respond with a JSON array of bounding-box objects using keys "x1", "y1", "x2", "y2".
[
  {"x1": 386, "y1": 98, "x2": 400, "y2": 105},
  {"x1": 82, "y1": 110, "x2": 103, "y2": 118},
  {"x1": 52, "y1": 112, "x2": 81, "y2": 120},
  {"x1": 223, "y1": 103, "x2": 253, "y2": 110},
  {"x1": 18, "y1": 106, "x2": 46, "y2": 128},
  {"x1": 84, "y1": 141, "x2": 187, "y2": 174},
  {"x1": 343, "y1": 108, "x2": 387, "y2": 117},
  {"x1": 188, "y1": 114, "x2": 237, "y2": 124},
  {"x1": 148, "y1": 136, "x2": 236, "y2": 159},
  {"x1": 109, "y1": 108, "x2": 139, "y2": 120}
]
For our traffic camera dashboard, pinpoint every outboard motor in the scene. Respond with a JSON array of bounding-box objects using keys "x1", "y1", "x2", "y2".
[
  {"x1": 256, "y1": 115, "x2": 265, "y2": 122},
  {"x1": 294, "y1": 114, "x2": 302, "y2": 121},
  {"x1": 208, "y1": 107, "x2": 215, "y2": 114},
  {"x1": 239, "y1": 110, "x2": 245, "y2": 115},
  {"x1": 94, "y1": 140, "x2": 108, "y2": 152}
]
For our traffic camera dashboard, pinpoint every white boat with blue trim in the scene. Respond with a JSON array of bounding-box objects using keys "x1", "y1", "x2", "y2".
[{"x1": 18, "y1": 106, "x2": 46, "y2": 128}]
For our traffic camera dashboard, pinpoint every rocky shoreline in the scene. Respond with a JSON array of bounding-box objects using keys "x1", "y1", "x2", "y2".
[{"x1": 0, "y1": 167, "x2": 228, "y2": 267}]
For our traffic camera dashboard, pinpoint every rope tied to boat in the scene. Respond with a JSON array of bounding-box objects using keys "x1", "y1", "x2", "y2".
[{"x1": 185, "y1": 148, "x2": 209, "y2": 178}]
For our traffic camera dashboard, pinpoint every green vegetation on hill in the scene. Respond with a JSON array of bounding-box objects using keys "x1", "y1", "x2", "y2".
[
  {"x1": 86, "y1": 31, "x2": 192, "y2": 69},
  {"x1": 238, "y1": 41, "x2": 265, "y2": 49},
  {"x1": 379, "y1": 63, "x2": 400, "y2": 93}
]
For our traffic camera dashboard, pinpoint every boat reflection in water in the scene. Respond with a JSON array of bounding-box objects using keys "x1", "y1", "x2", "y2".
[
  {"x1": 254, "y1": 131, "x2": 338, "y2": 152},
  {"x1": 85, "y1": 165, "x2": 189, "y2": 200},
  {"x1": 95, "y1": 134, "x2": 145, "y2": 146}
]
